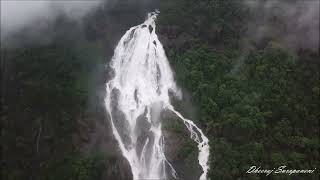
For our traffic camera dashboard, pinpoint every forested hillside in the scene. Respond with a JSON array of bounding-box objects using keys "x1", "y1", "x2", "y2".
[
  {"x1": 2, "y1": 2, "x2": 152, "y2": 179},
  {"x1": 1, "y1": 0, "x2": 319, "y2": 180},
  {"x1": 158, "y1": 0, "x2": 319, "y2": 179}
]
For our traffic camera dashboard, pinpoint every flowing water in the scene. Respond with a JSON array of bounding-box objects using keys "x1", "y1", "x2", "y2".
[{"x1": 105, "y1": 12, "x2": 210, "y2": 180}]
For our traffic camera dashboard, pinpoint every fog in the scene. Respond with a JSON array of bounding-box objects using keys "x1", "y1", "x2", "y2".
[
  {"x1": 1, "y1": 0, "x2": 104, "y2": 39},
  {"x1": 2, "y1": 0, "x2": 317, "y2": 50},
  {"x1": 244, "y1": 0, "x2": 319, "y2": 50}
]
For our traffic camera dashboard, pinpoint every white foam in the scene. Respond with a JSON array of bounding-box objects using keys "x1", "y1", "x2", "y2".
[{"x1": 105, "y1": 12, "x2": 210, "y2": 180}]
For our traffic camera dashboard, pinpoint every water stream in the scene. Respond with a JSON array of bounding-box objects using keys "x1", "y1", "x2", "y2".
[{"x1": 105, "y1": 12, "x2": 210, "y2": 180}]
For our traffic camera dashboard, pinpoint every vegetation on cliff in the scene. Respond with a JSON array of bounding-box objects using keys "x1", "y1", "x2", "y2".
[
  {"x1": 1, "y1": 5, "x2": 138, "y2": 180},
  {"x1": 158, "y1": 0, "x2": 319, "y2": 179},
  {"x1": 2, "y1": 0, "x2": 319, "y2": 179}
]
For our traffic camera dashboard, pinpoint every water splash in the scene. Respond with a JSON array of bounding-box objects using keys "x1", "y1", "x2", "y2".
[{"x1": 105, "y1": 12, "x2": 210, "y2": 180}]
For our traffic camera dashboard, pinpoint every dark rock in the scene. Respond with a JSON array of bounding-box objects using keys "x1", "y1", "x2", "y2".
[
  {"x1": 149, "y1": 25, "x2": 154, "y2": 34},
  {"x1": 161, "y1": 110, "x2": 202, "y2": 180},
  {"x1": 103, "y1": 156, "x2": 133, "y2": 180},
  {"x1": 79, "y1": 132, "x2": 90, "y2": 142},
  {"x1": 110, "y1": 88, "x2": 132, "y2": 149}
]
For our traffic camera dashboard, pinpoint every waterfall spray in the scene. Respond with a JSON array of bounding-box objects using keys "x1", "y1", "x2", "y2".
[{"x1": 105, "y1": 12, "x2": 210, "y2": 180}]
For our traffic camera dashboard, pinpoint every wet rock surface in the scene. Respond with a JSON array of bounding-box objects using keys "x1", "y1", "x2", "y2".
[
  {"x1": 76, "y1": 105, "x2": 133, "y2": 180},
  {"x1": 161, "y1": 110, "x2": 202, "y2": 180}
]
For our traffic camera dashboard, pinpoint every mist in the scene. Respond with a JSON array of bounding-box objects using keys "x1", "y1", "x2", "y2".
[
  {"x1": 1, "y1": 0, "x2": 104, "y2": 42},
  {"x1": 244, "y1": 0, "x2": 319, "y2": 50}
]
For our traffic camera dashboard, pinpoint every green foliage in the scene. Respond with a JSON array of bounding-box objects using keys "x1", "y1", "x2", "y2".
[
  {"x1": 158, "y1": 1, "x2": 319, "y2": 178},
  {"x1": 2, "y1": 1, "x2": 319, "y2": 179},
  {"x1": 175, "y1": 43, "x2": 318, "y2": 177},
  {"x1": 2, "y1": 38, "x2": 106, "y2": 180},
  {"x1": 167, "y1": 43, "x2": 319, "y2": 179},
  {"x1": 45, "y1": 153, "x2": 106, "y2": 180},
  {"x1": 158, "y1": 0, "x2": 248, "y2": 48}
]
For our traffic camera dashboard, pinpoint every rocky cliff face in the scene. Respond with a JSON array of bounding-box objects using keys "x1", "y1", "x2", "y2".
[
  {"x1": 74, "y1": 104, "x2": 133, "y2": 180},
  {"x1": 75, "y1": 1, "x2": 161, "y2": 179},
  {"x1": 162, "y1": 110, "x2": 203, "y2": 180}
]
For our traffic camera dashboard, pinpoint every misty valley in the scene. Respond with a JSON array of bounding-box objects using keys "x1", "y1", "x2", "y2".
[{"x1": 1, "y1": 1, "x2": 319, "y2": 180}]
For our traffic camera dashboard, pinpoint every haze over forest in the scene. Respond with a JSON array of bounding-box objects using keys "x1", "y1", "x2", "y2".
[{"x1": 1, "y1": 0, "x2": 319, "y2": 180}]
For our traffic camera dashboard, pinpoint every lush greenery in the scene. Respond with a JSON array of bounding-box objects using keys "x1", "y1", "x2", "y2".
[
  {"x1": 2, "y1": 2, "x2": 146, "y2": 179},
  {"x1": 2, "y1": 36, "x2": 106, "y2": 180},
  {"x1": 158, "y1": 0, "x2": 319, "y2": 179},
  {"x1": 2, "y1": 0, "x2": 319, "y2": 180}
]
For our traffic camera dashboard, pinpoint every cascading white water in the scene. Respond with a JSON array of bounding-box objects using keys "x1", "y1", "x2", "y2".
[{"x1": 105, "y1": 12, "x2": 210, "y2": 180}]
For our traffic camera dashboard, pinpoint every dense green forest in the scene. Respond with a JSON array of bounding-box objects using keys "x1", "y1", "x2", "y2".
[
  {"x1": 2, "y1": 5, "x2": 142, "y2": 180},
  {"x1": 1, "y1": 0, "x2": 319, "y2": 180},
  {"x1": 2, "y1": 33, "x2": 107, "y2": 180},
  {"x1": 158, "y1": 0, "x2": 319, "y2": 179}
]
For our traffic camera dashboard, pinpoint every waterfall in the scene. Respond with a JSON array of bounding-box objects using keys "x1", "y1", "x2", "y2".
[{"x1": 104, "y1": 11, "x2": 210, "y2": 180}]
